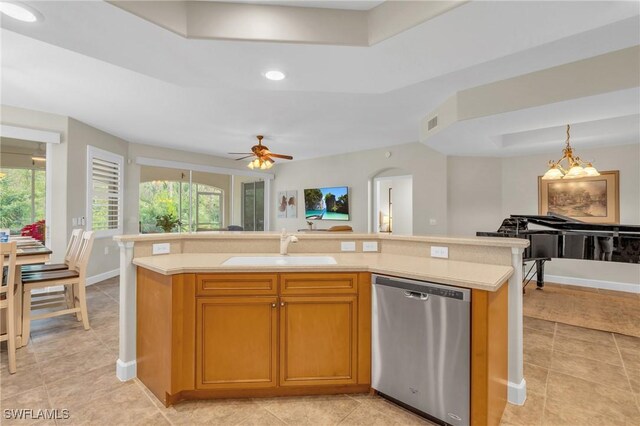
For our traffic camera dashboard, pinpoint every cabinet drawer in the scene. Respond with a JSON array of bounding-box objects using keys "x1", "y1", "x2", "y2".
[
  {"x1": 196, "y1": 273, "x2": 278, "y2": 296},
  {"x1": 280, "y1": 273, "x2": 358, "y2": 295}
]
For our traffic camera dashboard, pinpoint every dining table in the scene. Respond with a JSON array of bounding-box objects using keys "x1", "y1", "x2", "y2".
[{"x1": 2, "y1": 237, "x2": 52, "y2": 347}]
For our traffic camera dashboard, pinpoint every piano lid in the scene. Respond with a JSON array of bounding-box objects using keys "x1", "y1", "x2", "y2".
[{"x1": 510, "y1": 213, "x2": 640, "y2": 235}]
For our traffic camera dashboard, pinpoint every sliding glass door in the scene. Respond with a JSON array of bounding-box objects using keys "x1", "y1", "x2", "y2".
[{"x1": 241, "y1": 181, "x2": 264, "y2": 231}]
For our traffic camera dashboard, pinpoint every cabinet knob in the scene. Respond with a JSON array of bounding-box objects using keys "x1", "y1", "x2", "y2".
[
  {"x1": 271, "y1": 303, "x2": 276, "y2": 308},
  {"x1": 280, "y1": 302, "x2": 285, "y2": 307}
]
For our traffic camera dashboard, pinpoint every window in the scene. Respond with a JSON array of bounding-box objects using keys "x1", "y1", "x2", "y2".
[
  {"x1": 0, "y1": 168, "x2": 46, "y2": 234},
  {"x1": 87, "y1": 146, "x2": 123, "y2": 236}
]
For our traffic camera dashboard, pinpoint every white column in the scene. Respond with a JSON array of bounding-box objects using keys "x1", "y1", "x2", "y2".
[
  {"x1": 116, "y1": 241, "x2": 137, "y2": 381},
  {"x1": 507, "y1": 246, "x2": 526, "y2": 405}
]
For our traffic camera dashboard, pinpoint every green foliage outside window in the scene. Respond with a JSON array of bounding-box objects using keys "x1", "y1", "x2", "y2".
[{"x1": 0, "y1": 168, "x2": 46, "y2": 234}]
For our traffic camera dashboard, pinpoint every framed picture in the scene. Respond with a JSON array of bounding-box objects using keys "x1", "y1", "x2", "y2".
[
  {"x1": 277, "y1": 191, "x2": 287, "y2": 219},
  {"x1": 538, "y1": 170, "x2": 619, "y2": 224},
  {"x1": 286, "y1": 190, "x2": 298, "y2": 218}
]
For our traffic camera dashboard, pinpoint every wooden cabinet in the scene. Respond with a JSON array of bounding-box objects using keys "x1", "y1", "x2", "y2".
[
  {"x1": 279, "y1": 295, "x2": 358, "y2": 387},
  {"x1": 196, "y1": 296, "x2": 278, "y2": 389},
  {"x1": 137, "y1": 269, "x2": 371, "y2": 404}
]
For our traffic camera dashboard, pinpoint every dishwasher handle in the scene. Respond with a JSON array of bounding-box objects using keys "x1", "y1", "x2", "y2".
[{"x1": 404, "y1": 290, "x2": 429, "y2": 301}]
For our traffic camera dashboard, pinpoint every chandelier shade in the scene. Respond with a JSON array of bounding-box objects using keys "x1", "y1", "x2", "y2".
[{"x1": 541, "y1": 124, "x2": 599, "y2": 180}]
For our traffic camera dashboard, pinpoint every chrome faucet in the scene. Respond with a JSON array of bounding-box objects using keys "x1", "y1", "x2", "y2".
[{"x1": 280, "y1": 229, "x2": 299, "y2": 255}]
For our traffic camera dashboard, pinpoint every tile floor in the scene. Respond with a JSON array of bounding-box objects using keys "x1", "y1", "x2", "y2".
[{"x1": 1, "y1": 277, "x2": 639, "y2": 425}]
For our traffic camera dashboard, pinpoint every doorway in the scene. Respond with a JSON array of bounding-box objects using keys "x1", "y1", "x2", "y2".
[{"x1": 373, "y1": 175, "x2": 413, "y2": 235}]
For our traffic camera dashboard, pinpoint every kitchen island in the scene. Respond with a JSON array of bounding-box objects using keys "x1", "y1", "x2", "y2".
[{"x1": 115, "y1": 232, "x2": 528, "y2": 425}]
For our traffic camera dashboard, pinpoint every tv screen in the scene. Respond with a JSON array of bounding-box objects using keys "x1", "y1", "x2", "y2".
[{"x1": 304, "y1": 186, "x2": 350, "y2": 221}]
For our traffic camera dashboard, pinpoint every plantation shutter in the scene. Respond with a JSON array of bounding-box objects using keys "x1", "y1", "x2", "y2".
[{"x1": 87, "y1": 146, "x2": 123, "y2": 235}]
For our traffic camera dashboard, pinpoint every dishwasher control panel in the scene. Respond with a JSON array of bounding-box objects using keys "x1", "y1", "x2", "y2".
[{"x1": 373, "y1": 275, "x2": 469, "y2": 301}]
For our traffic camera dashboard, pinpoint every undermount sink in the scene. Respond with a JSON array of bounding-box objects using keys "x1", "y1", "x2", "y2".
[{"x1": 222, "y1": 255, "x2": 337, "y2": 266}]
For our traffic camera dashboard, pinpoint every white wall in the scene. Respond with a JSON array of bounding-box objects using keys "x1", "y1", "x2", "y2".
[
  {"x1": 272, "y1": 142, "x2": 447, "y2": 235},
  {"x1": 447, "y1": 157, "x2": 503, "y2": 236}
]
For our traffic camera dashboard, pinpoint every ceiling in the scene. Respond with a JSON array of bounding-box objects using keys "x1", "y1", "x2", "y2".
[
  {"x1": 211, "y1": 1, "x2": 386, "y2": 10},
  {"x1": 1, "y1": 1, "x2": 639, "y2": 161}
]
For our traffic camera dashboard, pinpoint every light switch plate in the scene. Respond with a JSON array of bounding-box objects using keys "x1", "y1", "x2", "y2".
[
  {"x1": 341, "y1": 241, "x2": 356, "y2": 252},
  {"x1": 152, "y1": 243, "x2": 171, "y2": 255},
  {"x1": 363, "y1": 241, "x2": 378, "y2": 252},
  {"x1": 430, "y1": 246, "x2": 449, "y2": 258}
]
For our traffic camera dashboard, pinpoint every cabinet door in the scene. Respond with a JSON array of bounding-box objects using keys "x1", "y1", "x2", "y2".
[
  {"x1": 196, "y1": 296, "x2": 278, "y2": 389},
  {"x1": 280, "y1": 295, "x2": 358, "y2": 387}
]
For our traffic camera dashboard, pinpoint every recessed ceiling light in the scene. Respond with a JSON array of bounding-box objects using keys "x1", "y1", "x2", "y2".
[
  {"x1": 265, "y1": 70, "x2": 286, "y2": 81},
  {"x1": 0, "y1": 1, "x2": 41, "y2": 23}
]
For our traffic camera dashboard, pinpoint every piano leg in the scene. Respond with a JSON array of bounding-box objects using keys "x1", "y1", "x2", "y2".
[{"x1": 536, "y1": 259, "x2": 545, "y2": 289}]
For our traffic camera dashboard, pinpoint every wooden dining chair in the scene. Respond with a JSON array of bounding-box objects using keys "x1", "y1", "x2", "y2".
[
  {"x1": 21, "y1": 231, "x2": 95, "y2": 341},
  {"x1": 1, "y1": 241, "x2": 18, "y2": 374},
  {"x1": 21, "y1": 228, "x2": 83, "y2": 274}
]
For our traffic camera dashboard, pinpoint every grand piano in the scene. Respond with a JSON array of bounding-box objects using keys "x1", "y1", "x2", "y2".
[{"x1": 477, "y1": 213, "x2": 640, "y2": 290}]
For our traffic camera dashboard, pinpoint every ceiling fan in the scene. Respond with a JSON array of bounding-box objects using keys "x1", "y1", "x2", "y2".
[{"x1": 229, "y1": 135, "x2": 293, "y2": 170}]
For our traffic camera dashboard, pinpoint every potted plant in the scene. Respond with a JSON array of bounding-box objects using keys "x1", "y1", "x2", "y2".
[{"x1": 155, "y1": 213, "x2": 182, "y2": 233}]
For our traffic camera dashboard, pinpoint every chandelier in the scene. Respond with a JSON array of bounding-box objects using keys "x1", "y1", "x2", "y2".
[{"x1": 541, "y1": 124, "x2": 599, "y2": 180}]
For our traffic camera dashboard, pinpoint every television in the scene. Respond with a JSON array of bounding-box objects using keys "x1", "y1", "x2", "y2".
[{"x1": 304, "y1": 186, "x2": 350, "y2": 221}]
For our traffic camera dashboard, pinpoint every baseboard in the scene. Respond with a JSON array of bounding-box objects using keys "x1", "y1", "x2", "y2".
[
  {"x1": 87, "y1": 269, "x2": 119, "y2": 286},
  {"x1": 545, "y1": 274, "x2": 640, "y2": 294},
  {"x1": 116, "y1": 359, "x2": 137, "y2": 382},
  {"x1": 507, "y1": 378, "x2": 527, "y2": 406}
]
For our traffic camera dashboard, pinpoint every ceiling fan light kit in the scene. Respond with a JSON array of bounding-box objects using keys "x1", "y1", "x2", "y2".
[
  {"x1": 230, "y1": 135, "x2": 293, "y2": 170},
  {"x1": 541, "y1": 124, "x2": 600, "y2": 180}
]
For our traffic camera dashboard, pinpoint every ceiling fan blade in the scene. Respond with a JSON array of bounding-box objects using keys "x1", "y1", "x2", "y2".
[
  {"x1": 228, "y1": 152, "x2": 253, "y2": 155},
  {"x1": 268, "y1": 153, "x2": 293, "y2": 160},
  {"x1": 234, "y1": 155, "x2": 255, "y2": 160}
]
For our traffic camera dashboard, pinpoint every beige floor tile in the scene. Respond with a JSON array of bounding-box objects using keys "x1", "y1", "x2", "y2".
[
  {"x1": 0, "y1": 385, "x2": 55, "y2": 425},
  {"x1": 553, "y1": 334, "x2": 622, "y2": 366},
  {"x1": 1, "y1": 343, "x2": 38, "y2": 370},
  {"x1": 523, "y1": 328, "x2": 554, "y2": 368},
  {"x1": 545, "y1": 371, "x2": 640, "y2": 423},
  {"x1": 549, "y1": 350, "x2": 630, "y2": 391},
  {"x1": 555, "y1": 322, "x2": 614, "y2": 346},
  {"x1": 31, "y1": 328, "x2": 103, "y2": 362},
  {"x1": 359, "y1": 397, "x2": 433, "y2": 425},
  {"x1": 236, "y1": 406, "x2": 287, "y2": 425},
  {"x1": 55, "y1": 381, "x2": 162, "y2": 425},
  {"x1": 524, "y1": 363, "x2": 549, "y2": 397},
  {"x1": 37, "y1": 345, "x2": 114, "y2": 385},
  {"x1": 500, "y1": 392, "x2": 544, "y2": 426},
  {"x1": 339, "y1": 402, "x2": 399, "y2": 425},
  {"x1": 256, "y1": 394, "x2": 360, "y2": 425},
  {"x1": 619, "y1": 347, "x2": 640, "y2": 371},
  {"x1": 163, "y1": 399, "x2": 260, "y2": 425},
  {"x1": 0, "y1": 359, "x2": 45, "y2": 399},
  {"x1": 524, "y1": 317, "x2": 556, "y2": 334},
  {"x1": 45, "y1": 363, "x2": 134, "y2": 411},
  {"x1": 615, "y1": 334, "x2": 640, "y2": 354},
  {"x1": 627, "y1": 367, "x2": 640, "y2": 395}
]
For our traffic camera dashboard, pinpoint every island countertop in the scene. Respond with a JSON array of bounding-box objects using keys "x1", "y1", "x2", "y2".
[{"x1": 132, "y1": 252, "x2": 514, "y2": 292}]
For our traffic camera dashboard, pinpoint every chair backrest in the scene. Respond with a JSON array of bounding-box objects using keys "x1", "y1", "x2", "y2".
[
  {"x1": 64, "y1": 229, "x2": 84, "y2": 268},
  {"x1": 1, "y1": 242, "x2": 17, "y2": 302},
  {"x1": 73, "y1": 231, "x2": 95, "y2": 278}
]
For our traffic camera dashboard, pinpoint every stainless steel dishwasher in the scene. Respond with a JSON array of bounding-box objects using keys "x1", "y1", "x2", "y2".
[{"x1": 371, "y1": 274, "x2": 471, "y2": 426}]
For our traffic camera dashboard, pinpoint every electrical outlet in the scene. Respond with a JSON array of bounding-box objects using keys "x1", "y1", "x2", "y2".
[
  {"x1": 80, "y1": 217, "x2": 86, "y2": 226},
  {"x1": 152, "y1": 243, "x2": 171, "y2": 255},
  {"x1": 104, "y1": 246, "x2": 109, "y2": 255},
  {"x1": 72, "y1": 218, "x2": 77, "y2": 226},
  {"x1": 363, "y1": 241, "x2": 378, "y2": 252},
  {"x1": 429, "y1": 218, "x2": 437, "y2": 225},
  {"x1": 341, "y1": 241, "x2": 356, "y2": 252},
  {"x1": 430, "y1": 246, "x2": 449, "y2": 258}
]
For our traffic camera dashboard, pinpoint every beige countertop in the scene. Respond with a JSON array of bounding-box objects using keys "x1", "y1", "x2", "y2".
[
  {"x1": 115, "y1": 231, "x2": 528, "y2": 249},
  {"x1": 133, "y1": 252, "x2": 514, "y2": 292}
]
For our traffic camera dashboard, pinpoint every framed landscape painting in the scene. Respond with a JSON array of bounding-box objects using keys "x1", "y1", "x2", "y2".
[{"x1": 538, "y1": 170, "x2": 619, "y2": 224}]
